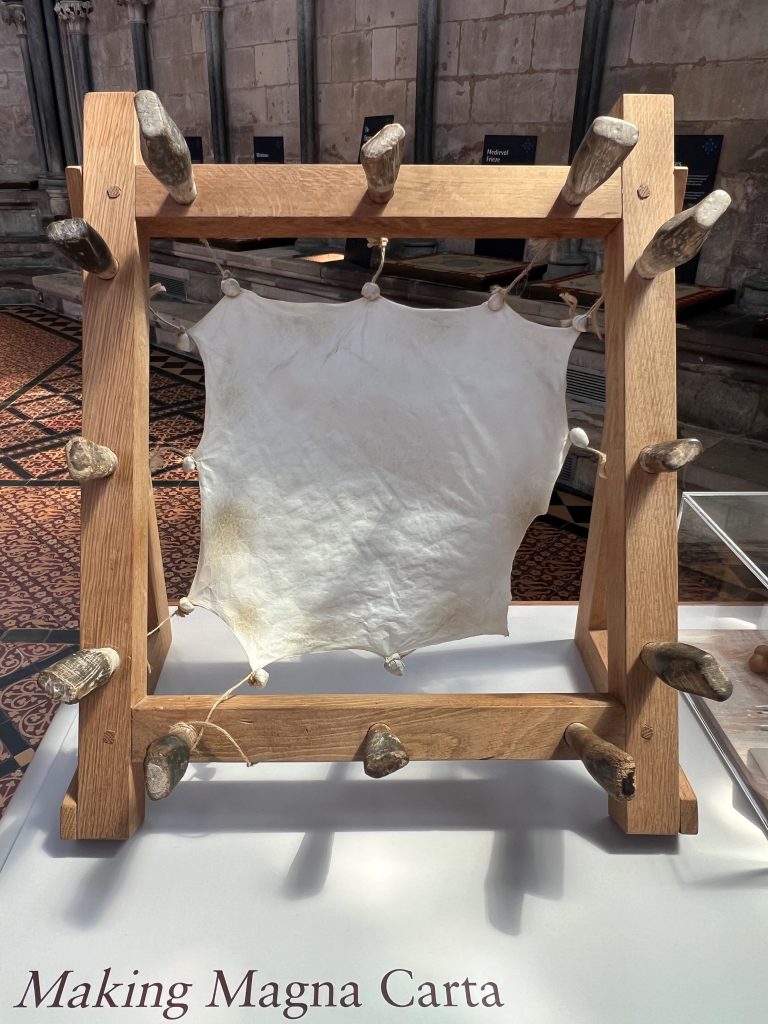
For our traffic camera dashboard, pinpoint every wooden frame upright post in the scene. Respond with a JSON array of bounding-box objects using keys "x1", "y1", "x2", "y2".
[
  {"x1": 69, "y1": 92, "x2": 155, "y2": 839},
  {"x1": 602, "y1": 93, "x2": 680, "y2": 834}
]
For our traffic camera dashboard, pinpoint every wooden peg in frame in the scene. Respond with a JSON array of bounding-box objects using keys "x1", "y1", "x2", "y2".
[
  {"x1": 561, "y1": 116, "x2": 639, "y2": 206},
  {"x1": 362, "y1": 722, "x2": 410, "y2": 777},
  {"x1": 65, "y1": 436, "x2": 118, "y2": 482},
  {"x1": 638, "y1": 438, "x2": 702, "y2": 474},
  {"x1": 360, "y1": 123, "x2": 406, "y2": 204},
  {"x1": 641, "y1": 642, "x2": 733, "y2": 702},
  {"x1": 635, "y1": 189, "x2": 731, "y2": 279},
  {"x1": 144, "y1": 723, "x2": 198, "y2": 800},
  {"x1": 564, "y1": 723, "x2": 636, "y2": 800},
  {"x1": 38, "y1": 648, "x2": 120, "y2": 704},
  {"x1": 47, "y1": 218, "x2": 118, "y2": 279},
  {"x1": 134, "y1": 90, "x2": 197, "y2": 205}
]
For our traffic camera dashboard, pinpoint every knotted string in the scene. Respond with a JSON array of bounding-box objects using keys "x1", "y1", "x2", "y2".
[
  {"x1": 199, "y1": 237, "x2": 231, "y2": 279},
  {"x1": 361, "y1": 238, "x2": 389, "y2": 300},
  {"x1": 145, "y1": 603, "x2": 264, "y2": 765}
]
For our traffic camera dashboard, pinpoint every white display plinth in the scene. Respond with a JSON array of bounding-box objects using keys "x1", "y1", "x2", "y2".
[{"x1": 1, "y1": 605, "x2": 765, "y2": 1024}]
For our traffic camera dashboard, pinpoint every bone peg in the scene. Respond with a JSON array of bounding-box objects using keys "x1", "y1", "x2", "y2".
[
  {"x1": 641, "y1": 642, "x2": 733, "y2": 702},
  {"x1": 360, "y1": 123, "x2": 405, "y2": 204},
  {"x1": 635, "y1": 189, "x2": 731, "y2": 279},
  {"x1": 564, "y1": 723, "x2": 636, "y2": 801},
  {"x1": 65, "y1": 436, "x2": 118, "y2": 482},
  {"x1": 134, "y1": 90, "x2": 197, "y2": 205},
  {"x1": 561, "y1": 116, "x2": 639, "y2": 206},
  {"x1": 362, "y1": 722, "x2": 409, "y2": 778},
  {"x1": 46, "y1": 218, "x2": 118, "y2": 279},
  {"x1": 144, "y1": 722, "x2": 198, "y2": 800},
  {"x1": 38, "y1": 648, "x2": 120, "y2": 704},
  {"x1": 639, "y1": 438, "x2": 703, "y2": 474}
]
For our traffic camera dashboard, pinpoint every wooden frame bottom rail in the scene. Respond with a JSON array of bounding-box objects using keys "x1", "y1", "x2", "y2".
[{"x1": 131, "y1": 693, "x2": 624, "y2": 763}]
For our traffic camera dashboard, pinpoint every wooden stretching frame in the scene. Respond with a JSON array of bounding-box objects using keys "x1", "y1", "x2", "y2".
[{"x1": 61, "y1": 91, "x2": 696, "y2": 840}]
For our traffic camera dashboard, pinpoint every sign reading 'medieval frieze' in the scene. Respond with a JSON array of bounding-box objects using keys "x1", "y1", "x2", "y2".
[{"x1": 475, "y1": 135, "x2": 537, "y2": 261}]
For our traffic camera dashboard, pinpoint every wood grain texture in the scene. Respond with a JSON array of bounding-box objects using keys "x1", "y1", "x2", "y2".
[
  {"x1": 132, "y1": 693, "x2": 625, "y2": 763},
  {"x1": 674, "y1": 166, "x2": 687, "y2": 214},
  {"x1": 602, "y1": 95, "x2": 680, "y2": 834},
  {"x1": 134, "y1": 164, "x2": 621, "y2": 239},
  {"x1": 678, "y1": 767, "x2": 699, "y2": 834},
  {"x1": 60, "y1": 771, "x2": 78, "y2": 841},
  {"x1": 146, "y1": 489, "x2": 171, "y2": 694},
  {"x1": 575, "y1": 474, "x2": 609, "y2": 647},
  {"x1": 73, "y1": 92, "x2": 151, "y2": 840},
  {"x1": 576, "y1": 629, "x2": 609, "y2": 693},
  {"x1": 66, "y1": 165, "x2": 83, "y2": 218}
]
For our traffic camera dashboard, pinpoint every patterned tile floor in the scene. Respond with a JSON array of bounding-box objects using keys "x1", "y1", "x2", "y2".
[{"x1": 0, "y1": 304, "x2": 762, "y2": 818}]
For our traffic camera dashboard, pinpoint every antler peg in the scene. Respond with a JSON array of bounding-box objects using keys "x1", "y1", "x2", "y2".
[
  {"x1": 639, "y1": 438, "x2": 702, "y2": 474},
  {"x1": 641, "y1": 642, "x2": 733, "y2": 701},
  {"x1": 47, "y1": 218, "x2": 118, "y2": 279},
  {"x1": 564, "y1": 723, "x2": 636, "y2": 800},
  {"x1": 362, "y1": 722, "x2": 409, "y2": 778},
  {"x1": 144, "y1": 723, "x2": 198, "y2": 800},
  {"x1": 360, "y1": 123, "x2": 405, "y2": 204},
  {"x1": 65, "y1": 437, "x2": 118, "y2": 482},
  {"x1": 561, "y1": 116, "x2": 639, "y2": 206},
  {"x1": 134, "y1": 90, "x2": 197, "y2": 205},
  {"x1": 635, "y1": 190, "x2": 731, "y2": 279},
  {"x1": 38, "y1": 648, "x2": 120, "y2": 704}
]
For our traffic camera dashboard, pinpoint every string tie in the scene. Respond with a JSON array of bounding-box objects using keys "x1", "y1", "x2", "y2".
[
  {"x1": 569, "y1": 427, "x2": 607, "y2": 478},
  {"x1": 362, "y1": 237, "x2": 388, "y2": 300}
]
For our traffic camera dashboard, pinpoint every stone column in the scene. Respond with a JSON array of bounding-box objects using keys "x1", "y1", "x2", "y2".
[
  {"x1": 413, "y1": 0, "x2": 438, "y2": 165},
  {"x1": 54, "y1": 1, "x2": 94, "y2": 159},
  {"x1": 201, "y1": 0, "x2": 229, "y2": 162},
  {"x1": 10, "y1": 0, "x2": 68, "y2": 179},
  {"x1": 0, "y1": 3, "x2": 48, "y2": 174},
  {"x1": 296, "y1": 0, "x2": 317, "y2": 162},
  {"x1": 116, "y1": 0, "x2": 154, "y2": 91}
]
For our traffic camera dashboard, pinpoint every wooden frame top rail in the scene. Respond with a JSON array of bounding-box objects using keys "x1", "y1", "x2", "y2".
[{"x1": 134, "y1": 164, "x2": 622, "y2": 239}]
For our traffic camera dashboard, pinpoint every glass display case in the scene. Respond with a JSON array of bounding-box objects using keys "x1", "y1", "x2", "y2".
[{"x1": 679, "y1": 492, "x2": 768, "y2": 832}]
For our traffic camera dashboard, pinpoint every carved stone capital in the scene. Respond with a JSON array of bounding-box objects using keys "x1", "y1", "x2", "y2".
[
  {"x1": 116, "y1": 0, "x2": 154, "y2": 23},
  {"x1": 54, "y1": 0, "x2": 94, "y2": 29},
  {"x1": 0, "y1": 3, "x2": 27, "y2": 34}
]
